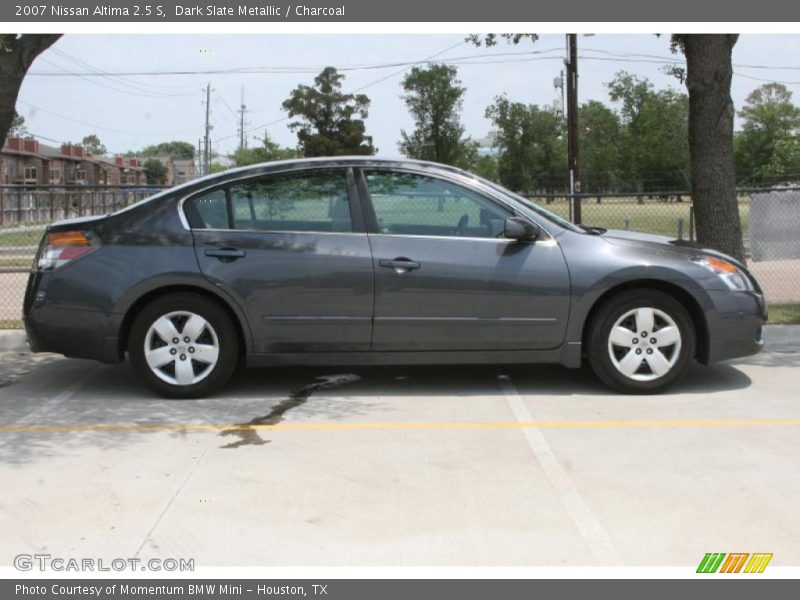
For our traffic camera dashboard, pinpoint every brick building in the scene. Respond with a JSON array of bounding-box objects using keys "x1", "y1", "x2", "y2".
[{"x1": 0, "y1": 137, "x2": 146, "y2": 186}]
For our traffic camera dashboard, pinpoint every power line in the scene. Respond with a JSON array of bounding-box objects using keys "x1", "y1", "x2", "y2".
[
  {"x1": 28, "y1": 46, "x2": 565, "y2": 78},
  {"x1": 18, "y1": 101, "x2": 198, "y2": 137},
  {"x1": 49, "y1": 48, "x2": 195, "y2": 97}
]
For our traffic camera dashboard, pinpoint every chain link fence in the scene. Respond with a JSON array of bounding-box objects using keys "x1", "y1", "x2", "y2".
[{"x1": 0, "y1": 184, "x2": 798, "y2": 328}]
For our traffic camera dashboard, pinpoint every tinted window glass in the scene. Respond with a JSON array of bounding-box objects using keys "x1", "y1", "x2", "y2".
[
  {"x1": 365, "y1": 171, "x2": 512, "y2": 238},
  {"x1": 230, "y1": 170, "x2": 352, "y2": 233},
  {"x1": 188, "y1": 189, "x2": 229, "y2": 229}
]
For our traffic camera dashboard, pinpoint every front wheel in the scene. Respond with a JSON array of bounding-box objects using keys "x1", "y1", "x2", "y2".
[
  {"x1": 128, "y1": 293, "x2": 240, "y2": 398},
  {"x1": 587, "y1": 289, "x2": 696, "y2": 394}
]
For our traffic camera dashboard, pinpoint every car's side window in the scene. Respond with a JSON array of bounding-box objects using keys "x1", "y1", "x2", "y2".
[
  {"x1": 364, "y1": 170, "x2": 512, "y2": 239},
  {"x1": 229, "y1": 169, "x2": 352, "y2": 233},
  {"x1": 187, "y1": 189, "x2": 229, "y2": 229}
]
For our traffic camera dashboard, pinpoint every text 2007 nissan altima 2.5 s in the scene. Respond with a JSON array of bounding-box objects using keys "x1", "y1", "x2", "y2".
[{"x1": 24, "y1": 158, "x2": 766, "y2": 398}]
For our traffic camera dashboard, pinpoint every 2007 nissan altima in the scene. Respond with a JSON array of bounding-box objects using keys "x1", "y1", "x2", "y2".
[{"x1": 23, "y1": 158, "x2": 765, "y2": 397}]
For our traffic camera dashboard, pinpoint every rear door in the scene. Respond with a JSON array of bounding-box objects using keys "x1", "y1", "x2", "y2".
[
  {"x1": 186, "y1": 167, "x2": 374, "y2": 353},
  {"x1": 358, "y1": 168, "x2": 571, "y2": 352}
]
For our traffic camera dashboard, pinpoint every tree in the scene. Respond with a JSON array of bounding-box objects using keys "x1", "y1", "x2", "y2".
[
  {"x1": 398, "y1": 64, "x2": 476, "y2": 168},
  {"x1": 282, "y1": 67, "x2": 376, "y2": 157},
  {"x1": 231, "y1": 131, "x2": 297, "y2": 166},
  {"x1": 607, "y1": 72, "x2": 690, "y2": 191},
  {"x1": 81, "y1": 134, "x2": 107, "y2": 155},
  {"x1": 485, "y1": 96, "x2": 566, "y2": 193},
  {"x1": 0, "y1": 35, "x2": 61, "y2": 145},
  {"x1": 673, "y1": 34, "x2": 744, "y2": 262},
  {"x1": 469, "y1": 154, "x2": 500, "y2": 182},
  {"x1": 579, "y1": 100, "x2": 623, "y2": 193},
  {"x1": 9, "y1": 111, "x2": 28, "y2": 137},
  {"x1": 143, "y1": 158, "x2": 168, "y2": 185},
  {"x1": 735, "y1": 83, "x2": 800, "y2": 185},
  {"x1": 137, "y1": 141, "x2": 195, "y2": 160}
]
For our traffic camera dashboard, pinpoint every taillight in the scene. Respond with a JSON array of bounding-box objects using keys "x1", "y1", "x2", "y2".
[{"x1": 36, "y1": 230, "x2": 97, "y2": 271}]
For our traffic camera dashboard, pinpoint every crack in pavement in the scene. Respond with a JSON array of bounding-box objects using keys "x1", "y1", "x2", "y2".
[{"x1": 219, "y1": 374, "x2": 361, "y2": 449}]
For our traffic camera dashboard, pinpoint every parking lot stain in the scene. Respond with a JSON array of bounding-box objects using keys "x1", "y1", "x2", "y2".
[{"x1": 219, "y1": 373, "x2": 361, "y2": 449}]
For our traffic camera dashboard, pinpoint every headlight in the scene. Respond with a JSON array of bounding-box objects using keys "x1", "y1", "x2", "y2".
[{"x1": 692, "y1": 255, "x2": 753, "y2": 291}]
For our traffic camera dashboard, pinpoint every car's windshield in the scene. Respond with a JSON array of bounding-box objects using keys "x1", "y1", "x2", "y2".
[{"x1": 476, "y1": 178, "x2": 584, "y2": 233}]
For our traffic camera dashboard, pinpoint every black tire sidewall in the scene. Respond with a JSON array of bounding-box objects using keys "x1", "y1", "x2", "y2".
[
  {"x1": 588, "y1": 290, "x2": 696, "y2": 394},
  {"x1": 128, "y1": 293, "x2": 239, "y2": 398}
]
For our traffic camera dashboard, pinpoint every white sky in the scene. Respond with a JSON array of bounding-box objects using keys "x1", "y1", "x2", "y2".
[{"x1": 15, "y1": 33, "x2": 800, "y2": 158}]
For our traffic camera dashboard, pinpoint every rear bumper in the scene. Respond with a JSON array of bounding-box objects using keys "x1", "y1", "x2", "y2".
[
  {"x1": 704, "y1": 289, "x2": 766, "y2": 364},
  {"x1": 23, "y1": 271, "x2": 123, "y2": 363}
]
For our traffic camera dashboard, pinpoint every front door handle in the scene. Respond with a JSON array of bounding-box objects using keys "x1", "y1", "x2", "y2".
[
  {"x1": 379, "y1": 258, "x2": 420, "y2": 274},
  {"x1": 205, "y1": 247, "x2": 246, "y2": 262}
]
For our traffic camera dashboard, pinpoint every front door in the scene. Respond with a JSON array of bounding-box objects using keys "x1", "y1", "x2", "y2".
[
  {"x1": 360, "y1": 169, "x2": 571, "y2": 352},
  {"x1": 187, "y1": 167, "x2": 373, "y2": 353}
]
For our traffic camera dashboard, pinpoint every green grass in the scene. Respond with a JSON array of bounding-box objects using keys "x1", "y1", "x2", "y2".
[
  {"x1": 0, "y1": 226, "x2": 45, "y2": 248},
  {"x1": 767, "y1": 304, "x2": 800, "y2": 325},
  {"x1": 0, "y1": 257, "x2": 33, "y2": 269},
  {"x1": 540, "y1": 197, "x2": 751, "y2": 240}
]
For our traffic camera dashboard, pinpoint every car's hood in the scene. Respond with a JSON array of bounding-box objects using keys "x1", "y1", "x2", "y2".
[{"x1": 600, "y1": 228, "x2": 746, "y2": 269}]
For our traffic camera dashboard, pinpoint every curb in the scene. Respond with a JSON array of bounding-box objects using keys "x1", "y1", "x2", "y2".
[{"x1": 2, "y1": 325, "x2": 799, "y2": 355}]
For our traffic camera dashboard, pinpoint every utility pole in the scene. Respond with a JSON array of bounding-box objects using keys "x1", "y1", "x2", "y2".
[
  {"x1": 566, "y1": 34, "x2": 581, "y2": 224},
  {"x1": 197, "y1": 138, "x2": 202, "y2": 176},
  {"x1": 203, "y1": 81, "x2": 212, "y2": 176},
  {"x1": 237, "y1": 86, "x2": 249, "y2": 152}
]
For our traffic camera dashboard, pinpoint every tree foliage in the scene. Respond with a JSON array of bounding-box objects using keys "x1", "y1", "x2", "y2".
[
  {"x1": 607, "y1": 72, "x2": 690, "y2": 191},
  {"x1": 398, "y1": 64, "x2": 476, "y2": 168},
  {"x1": 81, "y1": 134, "x2": 106, "y2": 155},
  {"x1": 735, "y1": 83, "x2": 800, "y2": 185},
  {"x1": 9, "y1": 111, "x2": 28, "y2": 137},
  {"x1": 143, "y1": 158, "x2": 168, "y2": 185},
  {"x1": 579, "y1": 100, "x2": 623, "y2": 192},
  {"x1": 137, "y1": 141, "x2": 195, "y2": 160},
  {"x1": 485, "y1": 96, "x2": 566, "y2": 193},
  {"x1": 231, "y1": 132, "x2": 297, "y2": 166},
  {"x1": 282, "y1": 67, "x2": 376, "y2": 157}
]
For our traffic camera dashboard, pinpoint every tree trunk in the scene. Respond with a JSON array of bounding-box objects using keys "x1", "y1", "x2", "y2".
[
  {"x1": 681, "y1": 34, "x2": 745, "y2": 262},
  {"x1": 0, "y1": 35, "x2": 62, "y2": 145}
]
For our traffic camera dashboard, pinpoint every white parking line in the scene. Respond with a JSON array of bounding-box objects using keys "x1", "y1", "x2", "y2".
[{"x1": 497, "y1": 374, "x2": 624, "y2": 566}]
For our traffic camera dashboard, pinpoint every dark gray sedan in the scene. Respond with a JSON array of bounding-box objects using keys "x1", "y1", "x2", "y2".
[{"x1": 23, "y1": 158, "x2": 765, "y2": 397}]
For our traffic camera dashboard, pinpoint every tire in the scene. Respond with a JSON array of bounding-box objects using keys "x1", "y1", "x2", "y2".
[
  {"x1": 128, "y1": 293, "x2": 240, "y2": 398},
  {"x1": 587, "y1": 289, "x2": 696, "y2": 394}
]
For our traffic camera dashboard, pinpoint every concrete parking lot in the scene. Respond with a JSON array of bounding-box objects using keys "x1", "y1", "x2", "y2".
[{"x1": 0, "y1": 351, "x2": 798, "y2": 567}]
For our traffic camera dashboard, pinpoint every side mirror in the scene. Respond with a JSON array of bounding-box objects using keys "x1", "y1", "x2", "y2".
[{"x1": 503, "y1": 217, "x2": 540, "y2": 241}]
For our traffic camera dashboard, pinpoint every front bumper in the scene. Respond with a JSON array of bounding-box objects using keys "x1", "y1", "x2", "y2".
[{"x1": 704, "y1": 289, "x2": 766, "y2": 364}]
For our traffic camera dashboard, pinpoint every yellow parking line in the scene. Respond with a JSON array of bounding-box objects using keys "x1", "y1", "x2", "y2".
[{"x1": 0, "y1": 418, "x2": 799, "y2": 434}]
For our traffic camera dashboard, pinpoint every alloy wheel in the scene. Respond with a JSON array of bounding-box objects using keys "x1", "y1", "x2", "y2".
[
  {"x1": 607, "y1": 307, "x2": 682, "y2": 382},
  {"x1": 143, "y1": 310, "x2": 220, "y2": 386}
]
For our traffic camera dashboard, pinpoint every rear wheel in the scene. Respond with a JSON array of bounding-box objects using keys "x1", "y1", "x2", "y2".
[
  {"x1": 587, "y1": 289, "x2": 695, "y2": 394},
  {"x1": 128, "y1": 293, "x2": 239, "y2": 398}
]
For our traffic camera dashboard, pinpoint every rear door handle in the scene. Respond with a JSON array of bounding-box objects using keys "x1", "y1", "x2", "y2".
[
  {"x1": 205, "y1": 247, "x2": 246, "y2": 261},
  {"x1": 379, "y1": 258, "x2": 420, "y2": 274}
]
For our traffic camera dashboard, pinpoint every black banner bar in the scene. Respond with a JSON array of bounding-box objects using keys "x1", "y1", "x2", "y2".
[
  {"x1": 4, "y1": 579, "x2": 799, "y2": 600},
  {"x1": 2, "y1": 0, "x2": 800, "y2": 22}
]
